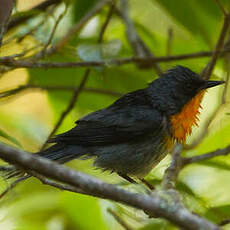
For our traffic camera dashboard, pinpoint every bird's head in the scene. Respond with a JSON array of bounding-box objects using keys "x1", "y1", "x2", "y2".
[{"x1": 148, "y1": 65, "x2": 225, "y2": 115}]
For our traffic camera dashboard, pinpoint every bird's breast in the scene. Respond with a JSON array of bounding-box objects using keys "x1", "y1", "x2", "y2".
[{"x1": 169, "y1": 90, "x2": 205, "y2": 143}]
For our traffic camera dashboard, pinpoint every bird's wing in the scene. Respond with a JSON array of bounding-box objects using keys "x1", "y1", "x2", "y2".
[{"x1": 50, "y1": 104, "x2": 164, "y2": 146}]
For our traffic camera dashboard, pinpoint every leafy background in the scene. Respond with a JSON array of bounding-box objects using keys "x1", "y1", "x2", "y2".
[{"x1": 0, "y1": 0, "x2": 230, "y2": 229}]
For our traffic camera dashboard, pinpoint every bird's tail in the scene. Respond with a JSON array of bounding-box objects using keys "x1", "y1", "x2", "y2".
[{"x1": 0, "y1": 143, "x2": 83, "y2": 181}]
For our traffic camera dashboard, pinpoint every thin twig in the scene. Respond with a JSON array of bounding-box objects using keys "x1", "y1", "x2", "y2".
[
  {"x1": 119, "y1": 0, "x2": 162, "y2": 73},
  {"x1": 182, "y1": 144, "x2": 230, "y2": 165},
  {"x1": 98, "y1": 2, "x2": 115, "y2": 43},
  {"x1": 107, "y1": 208, "x2": 133, "y2": 230},
  {"x1": 185, "y1": 52, "x2": 229, "y2": 150},
  {"x1": 185, "y1": 8, "x2": 230, "y2": 148},
  {"x1": 41, "y1": 69, "x2": 90, "y2": 150},
  {"x1": 35, "y1": 3, "x2": 69, "y2": 59},
  {"x1": 166, "y1": 28, "x2": 173, "y2": 56},
  {"x1": 50, "y1": 0, "x2": 112, "y2": 53},
  {"x1": 0, "y1": 85, "x2": 122, "y2": 99},
  {"x1": 201, "y1": 13, "x2": 230, "y2": 80},
  {"x1": 119, "y1": 0, "x2": 146, "y2": 57},
  {"x1": 166, "y1": 27, "x2": 174, "y2": 69},
  {"x1": 215, "y1": 0, "x2": 228, "y2": 16},
  {"x1": 0, "y1": 175, "x2": 29, "y2": 199},
  {"x1": 222, "y1": 47, "x2": 230, "y2": 104}
]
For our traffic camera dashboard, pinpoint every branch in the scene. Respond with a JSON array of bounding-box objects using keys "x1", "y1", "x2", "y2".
[
  {"x1": 41, "y1": 69, "x2": 90, "y2": 150},
  {"x1": 201, "y1": 13, "x2": 230, "y2": 79},
  {"x1": 183, "y1": 145, "x2": 230, "y2": 165},
  {"x1": 215, "y1": 0, "x2": 228, "y2": 16},
  {"x1": 34, "y1": 3, "x2": 69, "y2": 59},
  {"x1": 0, "y1": 142, "x2": 220, "y2": 230},
  {"x1": 1, "y1": 48, "x2": 230, "y2": 69},
  {"x1": 0, "y1": 175, "x2": 29, "y2": 199},
  {"x1": 0, "y1": 85, "x2": 122, "y2": 99},
  {"x1": 98, "y1": 2, "x2": 115, "y2": 43},
  {"x1": 119, "y1": 0, "x2": 162, "y2": 73},
  {"x1": 166, "y1": 28, "x2": 174, "y2": 56},
  {"x1": 162, "y1": 143, "x2": 183, "y2": 189},
  {"x1": 50, "y1": 0, "x2": 112, "y2": 52}
]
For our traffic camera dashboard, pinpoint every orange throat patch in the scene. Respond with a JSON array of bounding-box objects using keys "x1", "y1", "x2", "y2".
[{"x1": 170, "y1": 90, "x2": 206, "y2": 143}]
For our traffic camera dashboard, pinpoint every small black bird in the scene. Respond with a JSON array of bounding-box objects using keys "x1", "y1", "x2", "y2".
[{"x1": 2, "y1": 66, "x2": 224, "y2": 183}]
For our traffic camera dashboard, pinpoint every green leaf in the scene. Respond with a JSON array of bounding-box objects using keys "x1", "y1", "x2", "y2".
[{"x1": 0, "y1": 128, "x2": 21, "y2": 147}]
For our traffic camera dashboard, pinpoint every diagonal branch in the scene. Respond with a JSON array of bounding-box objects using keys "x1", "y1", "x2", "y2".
[
  {"x1": 98, "y1": 2, "x2": 115, "y2": 43},
  {"x1": 41, "y1": 69, "x2": 90, "y2": 150},
  {"x1": 35, "y1": 3, "x2": 69, "y2": 59},
  {"x1": 119, "y1": 0, "x2": 162, "y2": 73},
  {"x1": 201, "y1": 13, "x2": 230, "y2": 80},
  {"x1": 50, "y1": 0, "x2": 112, "y2": 53},
  {"x1": 41, "y1": 2, "x2": 114, "y2": 149},
  {"x1": 0, "y1": 142, "x2": 220, "y2": 230},
  {"x1": 215, "y1": 0, "x2": 228, "y2": 16}
]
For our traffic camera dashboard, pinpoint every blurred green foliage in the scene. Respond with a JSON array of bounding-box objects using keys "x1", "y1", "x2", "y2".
[{"x1": 0, "y1": 0, "x2": 230, "y2": 229}]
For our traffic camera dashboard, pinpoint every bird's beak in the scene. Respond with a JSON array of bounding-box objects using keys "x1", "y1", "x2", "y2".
[{"x1": 203, "y1": 80, "x2": 225, "y2": 89}]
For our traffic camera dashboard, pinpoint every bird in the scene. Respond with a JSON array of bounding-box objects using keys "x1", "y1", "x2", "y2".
[{"x1": 1, "y1": 65, "x2": 225, "y2": 185}]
